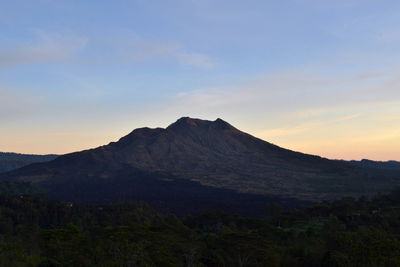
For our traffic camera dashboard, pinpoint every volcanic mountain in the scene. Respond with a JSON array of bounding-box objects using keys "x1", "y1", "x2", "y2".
[{"x1": 1, "y1": 117, "x2": 400, "y2": 214}]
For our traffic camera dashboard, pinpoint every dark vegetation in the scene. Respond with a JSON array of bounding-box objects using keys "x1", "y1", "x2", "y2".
[
  {"x1": 1, "y1": 188, "x2": 400, "y2": 266},
  {"x1": 42, "y1": 170, "x2": 311, "y2": 217},
  {"x1": 0, "y1": 153, "x2": 57, "y2": 174}
]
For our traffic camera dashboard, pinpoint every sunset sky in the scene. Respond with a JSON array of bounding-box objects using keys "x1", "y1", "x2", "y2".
[{"x1": 1, "y1": 0, "x2": 400, "y2": 160}]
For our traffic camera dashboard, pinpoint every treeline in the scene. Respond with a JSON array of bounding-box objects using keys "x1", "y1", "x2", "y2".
[{"x1": 1, "y1": 190, "x2": 400, "y2": 266}]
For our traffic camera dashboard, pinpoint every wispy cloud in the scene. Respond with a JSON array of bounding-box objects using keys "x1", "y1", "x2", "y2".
[
  {"x1": 257, "y1": 114, "x2": 361, "y2": 138},
  {"x1": 0, "y1": 29, "x2": 87, "y2": 68},
  {"x1": 106, "y1": 30, "x2": 217, "y2": 69},
  {"x1": 115, "y1": 35, "x2": 182, "y2": 62},
  {"x1": 0, "y1": 28, "x2": 216, "y2": 70},
  {"x1": 169, "y1": 67, "x2": 400, "y2": 116},
  {"x1": 177, "y1": 52, "x2": 216, "y2": 69},
  {"x1": 352, "y1": 72, "x2": 385, "y2": 80}
]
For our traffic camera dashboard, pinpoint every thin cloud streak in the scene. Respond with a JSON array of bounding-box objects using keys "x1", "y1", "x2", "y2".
[
  {"x1": 177, "y1": 52, "x2": 216, "y2": 69},
  {"x1": 257, "y1": 114, "x2": 361, "y2": 138},
  {"x1": 0, "y1": 29, "x2": 88, "y2": 68},
  {"x1": 115, "y1": 37, "x2": 217, "y2": 69},
  {"x1": 169, "y1": 67, "x2": 400, "y2": 115},
  {"x1": 0, "y1": 28, "x2": 216, "y2": 70}
]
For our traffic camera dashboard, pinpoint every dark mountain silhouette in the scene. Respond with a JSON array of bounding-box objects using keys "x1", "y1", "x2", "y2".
[
  {"x1": 0, "y1": 152, "x2": 58, "y2": 173},
  {"x1": 1, "y1": 117, "x2": 400, "y2": 215},
  {"x1": 348, "y1": 159, "x2": 400, "y2": 171}
]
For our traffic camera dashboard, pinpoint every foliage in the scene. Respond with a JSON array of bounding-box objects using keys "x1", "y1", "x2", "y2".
[{"x1": 1, "y1": 190, "x2": 400, "y2": 266}]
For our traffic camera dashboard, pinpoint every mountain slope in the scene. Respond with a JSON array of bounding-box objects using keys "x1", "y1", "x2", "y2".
[
  {"x1": 1, "y1": 117, "x2": 400, "y2": 206},
  {"x1": 0, "y1": 152, "x2": 58, "y2": 173}
]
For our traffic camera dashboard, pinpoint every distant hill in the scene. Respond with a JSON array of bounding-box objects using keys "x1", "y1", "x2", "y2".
[
  {"x1": 349, "y1": 159, "x2": 400, "y2": 171},
  {"x1": 1, "y1": 117, "x2": 399, "y2": 215},
  {"x1": 0, "y1": 152, "x2": 58, "y2": 173}
]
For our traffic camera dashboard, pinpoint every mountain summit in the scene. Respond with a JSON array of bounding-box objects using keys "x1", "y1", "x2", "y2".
[
  {"x1": 167, "y1": 117, "x2": 234, "y2": 131},
  {"x1": 1, "y1": 117, "x2": 400, "y2": 213}
]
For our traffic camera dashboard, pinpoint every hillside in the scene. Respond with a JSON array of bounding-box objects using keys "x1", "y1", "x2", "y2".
[{"x1": 0, "y1": 152, "x2": 58, "y2": 173}]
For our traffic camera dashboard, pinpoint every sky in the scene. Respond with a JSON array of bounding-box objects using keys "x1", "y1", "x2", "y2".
[{"x1": 1, "y1": 0, "x2": 400, "y2": 160}]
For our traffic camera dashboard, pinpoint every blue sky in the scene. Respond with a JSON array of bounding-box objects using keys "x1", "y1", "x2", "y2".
[{"x1": 1, "y1": 0, "x2": 400, "y2": 160}]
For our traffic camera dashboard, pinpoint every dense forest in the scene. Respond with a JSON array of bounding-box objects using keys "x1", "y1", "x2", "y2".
[{"x1": 1, "y1": 186, "x2": 400, "y2": 266}]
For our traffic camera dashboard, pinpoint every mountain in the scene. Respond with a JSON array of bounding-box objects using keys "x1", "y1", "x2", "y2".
[
  {"x1": 1, "y1": 117, "x2": 400, "y2": 215},
  {"x1": 0, "y1": 152, "x2": 58, "y2": 173}
]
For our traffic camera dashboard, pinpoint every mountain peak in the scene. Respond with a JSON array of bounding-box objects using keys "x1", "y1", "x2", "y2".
[
  {"x1": 213, "y1": 118, "x2": 234, "y2": 130},
  {"x1": 170, "y1": 117, "x2": 200, "y2": 127},
  {"x1": 167, "y1": 117, "x2": 234, "y2": 131}
]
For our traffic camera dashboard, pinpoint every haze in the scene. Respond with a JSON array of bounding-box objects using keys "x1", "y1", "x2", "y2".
[{"x1": 1, "y1": 0, "x2": 400, "y2": 160}]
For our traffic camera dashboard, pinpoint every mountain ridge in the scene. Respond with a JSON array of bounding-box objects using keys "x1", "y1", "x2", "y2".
[{"x1": 348, "y1": 159, "x2": 400, "y2": 171}]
